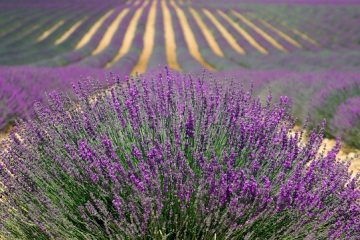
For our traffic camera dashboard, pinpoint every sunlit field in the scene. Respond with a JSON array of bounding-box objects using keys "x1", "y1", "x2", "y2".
[{"x1": 0, "y1": 0, "x2": 359, "y2": 239}]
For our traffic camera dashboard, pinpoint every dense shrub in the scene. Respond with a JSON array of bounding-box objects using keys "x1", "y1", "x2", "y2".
[
  {"x1": 331, "y1": 96, "x2": 360, "y2": 148},
  {"x1": 0, "y1": 68, "x2": 359, "y2": 239},
  {"x1": 309, "y1": 77, "x2": 360, "y2": 144}
]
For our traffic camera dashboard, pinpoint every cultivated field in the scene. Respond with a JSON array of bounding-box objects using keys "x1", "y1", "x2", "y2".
[{"x1": 0, "y1": 0, "x2": 359, "y2": 239}]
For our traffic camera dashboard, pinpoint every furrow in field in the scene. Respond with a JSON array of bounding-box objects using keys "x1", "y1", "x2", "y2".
[
  {"x1": 75, "y1": 9, "x2": 115, "y2": 50},
  {"x1": 64, "y1": 8, "x2": 112, "y2": 48},
  {"x1": 276, "y1": 20, "x2": 320, "y2": 47},
  {"x1": 203, "y1": 9, "x2": 245, "y2": 55},
  {"x1": 185, "y1": 7, "x2": 239, "y2": 70},
  {"x1": 162, "y1": 0, "x2": 182, "y2": 71},
  {"x1": 32, "y1": 8, "x2": 114, "y2": 64},
  {"x1": 246, "y1": 16, "x2": 297, "y2": 52},
  {"x1": 92, "y1": 8, "x2": 130, "y2": 55},
  {"x1": 167, "y1": 1, "x2": 203, "y2": 71},
  {"x1": 77, "y1": 4, "x2": 140, "y2": 68},
  {"x1": 144, "y1": 0, "x2": 164, "y2": 70},
  {"x1": 232, "y1": 10, "x2": 287, "y2": 53},
  {"x1": 188, "y1": 6, "x2": 244, "y2": 65},
  {"x1": 2, "y1": 8, "x2": 82, "y2": 51},
  {"x1": 217, "y1": 10, "x2": 268, "y2": 55},
  {"x1": 131, "y1": 0, "x2": 157, "y2": 74},
  {"x1": 189, "y1": 7, "x2": 224, "y2": 57},
  {"x1": 37, "y1": 20, "x2": 65, "y2": 42},
  {"x1": 106, "y1": 2, "x2": 151, "y2": 75},
  {"x1": 255, "y1": 17, "x2": 303, "y2": 49},
  {"x1": 0, "y1": 8, "x2": 61, "y2": 44},
  {"x1": 0, "y1": 9, "x2": 43, "y2": 30},
  {"x1": 0, "y1": 10, "x2": 37, "y2": 38},
  {"x1": 170, "y1": 0, "x2": 215, "y2": 71},
  {"x1": 0, "y1": 8, "x2": 75, "y2": 54},
  {"x1": 290, "y1": 27, "x2": 319, "y2": 46},
  {"x1": 106, "y1": 1, "x2": 149, "y2": 68},
  {"x1": 42, "y1": 13, "x2": 89, "y2": 46},
  {"x1": 55, "y1": 17, "x2": 87, "y2": 45},
  {"x1": 0, "y1": 12, "x2": 77, "y2": 64},
  {"x1": 24, "y1": 8, "x2": 114, "y2": 67}
]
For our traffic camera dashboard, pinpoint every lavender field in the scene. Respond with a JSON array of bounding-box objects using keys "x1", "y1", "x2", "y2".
[{"x1": 0, "y1": 0, "x2": 359, "y2": 239}]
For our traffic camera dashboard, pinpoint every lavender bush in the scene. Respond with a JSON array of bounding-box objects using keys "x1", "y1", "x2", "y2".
[
  {"x1": 331, "y1": 96, "x2": 360, "y2": 148},
  {"x1": 1, "y1": 68, "x2": 359, "y2": 239},
  {"x1": 309, "y1": 77, "x2": 360, "y2": 142}
]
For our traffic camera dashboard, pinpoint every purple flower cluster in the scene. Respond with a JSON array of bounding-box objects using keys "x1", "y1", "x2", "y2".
[
  {"x1": 0, "y1": 68, "x2": 358, "y2": 239},
  {"x1": 331, "y1": 96, "x2": 360, "y2": 148},
  {"x1": 308, "y1": 75, "x2": 360, "y2": 146},
  {"x1": 213, "y1": 70, "x2": 360, "y2": 148}
]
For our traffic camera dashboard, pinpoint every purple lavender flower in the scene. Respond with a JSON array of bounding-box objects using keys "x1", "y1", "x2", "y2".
[
  {"x1": 0, "y1": 68, "x2": 358, "y2": 239},
  {"x1": 185, "y1": 109, "x2": 195, "y2": 138},
  {"x1": 331, "y1": 96, "x2": 360, "y2": 148}
]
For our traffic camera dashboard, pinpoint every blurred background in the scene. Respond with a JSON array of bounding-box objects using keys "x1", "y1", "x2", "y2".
[{"x1": 0, "y1": 0, "x2": 359, "y2": 172}]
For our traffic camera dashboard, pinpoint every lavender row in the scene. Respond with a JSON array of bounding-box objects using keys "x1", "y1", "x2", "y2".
[{"x1": 0, "y1": 66, "x2": 106, "y2": 130}]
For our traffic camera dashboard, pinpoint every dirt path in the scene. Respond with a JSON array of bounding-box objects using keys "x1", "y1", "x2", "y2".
[
  {"x1": 92, "y1": 8, "x2": 130, "y2": 55},
  {"x1": 218, "y1": 10, "x2": 268, "y2": 55},
  {"x1": 170, "y1": 0, "x2": 215, "y2": 71},
  {"x1": 106, "y1": 1, "x2": 149, "y2": 68},
  {"x1": 232, "y1": 10, "x2": 287, "y2": 52},
  {"x1": 189, "y1": 7, "x2": 225, "y2": 57},
  {"x1": 162, "y1": 0, "x2": 182, "y2": 71},
  {"x1": 37, "y1": 20, "x2": 64, "y2": 42},
  {"x1": 256, "y1": 18, "x2": 302, "y2": 48},
  {"x1": 131, "y1": 0, "x2": 157, "y2": 74},
  {"x1": 55, "y1": 17, "x2": 87, "y2": 45},
  {"x1": 251, "y1": 10, "x2": 319, "y2": 47},
  {"x1": 203, "y1": 8, "x2": 246, "y2": 55},
  {"x1": 75, "y1": 9, "x2": 115, "y2": 49}
]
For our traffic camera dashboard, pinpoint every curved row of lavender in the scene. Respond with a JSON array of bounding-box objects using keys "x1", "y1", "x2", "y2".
[
  {"x1": 332, "y1": 97, "x2": 360, "y2": 148},
  {"x1": 0, "y1": 66, "x2": 107, "y2": 130},
  {"x1": 1, "y1": 68, "x2": 359, "y2": 239},
  {"x1": 238, "y1": 70, "x2": 360, "y2": 148}
]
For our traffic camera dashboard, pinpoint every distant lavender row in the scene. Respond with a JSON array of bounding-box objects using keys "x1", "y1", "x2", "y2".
[
  {"x1": 0, "y1": 66, "x2": 107, "y2": 129},
  {"x1": 332, "y1": 97, "x2": 360, "y2": 148},
  {"x1": 210, "y1": 70, "x2": 360, "y2": 148},
  {"x1": 308, "y1": 75, "x2": 360, "y2": 148}
]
